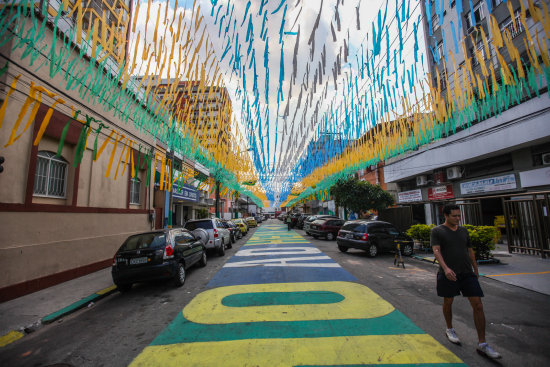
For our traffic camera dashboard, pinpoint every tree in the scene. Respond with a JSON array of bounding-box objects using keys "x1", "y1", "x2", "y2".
[{"x1": 330, "y1": 176, "x2": 394, "y2": 215}]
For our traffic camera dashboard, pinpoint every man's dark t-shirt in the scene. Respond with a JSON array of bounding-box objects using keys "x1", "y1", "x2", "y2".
[{"x1": 430, "y1": 225, "x2": 473, "y2": 275}]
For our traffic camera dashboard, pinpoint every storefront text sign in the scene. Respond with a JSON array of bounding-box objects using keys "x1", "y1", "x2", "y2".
[
  {"x1": 460, "y1": 174, "x2": 517, "y2": 195},
  {"x1": 398, "y1": 189, "x2": 423, "y2": 203},
  {"x1": 172, "y1": 184, "x2": 199, "y2": 202},
  {"x1": 428, "y1": 185, "x2": 454, "y2": 200}
]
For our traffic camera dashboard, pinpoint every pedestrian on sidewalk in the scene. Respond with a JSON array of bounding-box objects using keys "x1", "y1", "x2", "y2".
[{"x1": 430, "y1": 204, "x2": 501, "y2": 360}]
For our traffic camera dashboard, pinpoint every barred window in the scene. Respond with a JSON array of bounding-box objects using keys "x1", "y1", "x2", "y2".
[
  {"x1": 33, "y1": 151, "x2": 68, "y2": 198},
  {"x1": 130, "y1": 178, "x2": 141, "y2": 204}
]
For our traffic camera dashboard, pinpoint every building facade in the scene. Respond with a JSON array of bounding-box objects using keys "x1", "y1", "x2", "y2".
[
  {"x1": 0, "y1": 1, "x2": 164, "y2": 300},
  {"x1": 384, "y1": 0, "x2": 550, "y2": 256}
]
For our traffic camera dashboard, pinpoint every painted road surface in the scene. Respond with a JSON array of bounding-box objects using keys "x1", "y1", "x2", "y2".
[{"x1": 130, "y1": 223, "x2": 467, "y2": 366}]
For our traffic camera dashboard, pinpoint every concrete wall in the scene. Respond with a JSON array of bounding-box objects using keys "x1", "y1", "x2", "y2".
[{"x1": 384, "y1": 96, "x2": 550, "y2": 182}]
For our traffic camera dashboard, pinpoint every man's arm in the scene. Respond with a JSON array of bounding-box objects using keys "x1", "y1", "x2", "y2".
[
  {"x1": 468, "y1": 248, "x2": 479, "y2": 277},
  {"x1": 433, "y1": 245, "x2": 457, "y2": 281}
]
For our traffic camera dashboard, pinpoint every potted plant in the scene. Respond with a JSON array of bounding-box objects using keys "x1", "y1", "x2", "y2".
[
  {"x1": 463, "y1": 225, "x2": 499, "y2": 260},
  {"x1": 406, "y1": 224, "x2": 434, "y2": 251}
]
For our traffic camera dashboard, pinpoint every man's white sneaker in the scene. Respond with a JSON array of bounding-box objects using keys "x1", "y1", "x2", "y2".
[
  {"x1": 477, "y1": 343, "x2": 502, "y2": 359},
  {"x1": 445, "y1": 328, "x2": 460, "y2": 344}
]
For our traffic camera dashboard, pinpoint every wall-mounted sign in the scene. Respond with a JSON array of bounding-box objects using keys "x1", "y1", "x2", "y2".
[
  {"x1": 172, "y1": 184, "x2": 199, "y2": 202},
  {"x1": 398, "y1": 189, "x2": 423, "y2": 203},
  {"x1": 428, "y1": 185, "x2": 454, "y2": 200},
  {"x1": 460, "y1": 174, "x2": 517, "y2": 195},
  {"x1": 519, "y1": 167, "x2": 550, "y2": 188}
]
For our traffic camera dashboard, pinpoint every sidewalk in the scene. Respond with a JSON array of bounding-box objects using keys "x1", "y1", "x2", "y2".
[
  {"x1": 412, "y1": 244, "x2": 550, "y2": 296},
  {"x1": 1, "y1": 242, "x2": 549, "y2": 348},
  {"x1": 0, "y1": 267, "x2": 116, "y2": 347}
]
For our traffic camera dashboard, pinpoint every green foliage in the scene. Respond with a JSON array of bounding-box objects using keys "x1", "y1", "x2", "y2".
[
  {"x1": 406, "y1": 224, "x2": 435, "y2": 242},
  {"x1": 196, "y1": 208, "x2": 209, "y2": 219},
  {"x1": 463, "y1": 225, "x2": 499, "y2": 259},
  {"x1": 330, "y1": 176, "x2": 394, "y2": 214}
]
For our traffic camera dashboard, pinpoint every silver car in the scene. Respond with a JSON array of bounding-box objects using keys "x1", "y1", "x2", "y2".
[{"x1": 184, "y1": 218, "x2": 231, "y2": 256}]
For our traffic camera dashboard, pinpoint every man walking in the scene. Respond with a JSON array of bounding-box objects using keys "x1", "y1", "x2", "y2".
[{"x1": 431, "y1": 204, "x2": 501, "y2": 359}]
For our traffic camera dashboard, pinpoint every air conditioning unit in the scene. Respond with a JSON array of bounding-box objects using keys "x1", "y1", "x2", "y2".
[
  {"x1": 542, "y1": 153, "x2": 550, "y2": 165},
  {"x1": 416, "y1": 175, "x2": 428, "y2": 186},
  {"x1": 446, "y1": 166, "x2": 463, "y2": 180}
]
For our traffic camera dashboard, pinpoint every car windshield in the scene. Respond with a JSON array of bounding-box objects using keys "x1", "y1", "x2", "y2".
[
  {"x1": 120, "y1": 233, "x2": 166, "y2": 251},
  {"x1": 185, "y1": 220, "x2": 214, "y2": 230}
]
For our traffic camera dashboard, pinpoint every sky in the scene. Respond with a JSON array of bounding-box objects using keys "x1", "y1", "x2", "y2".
[{"x1": 130, "y1": 0, "x2": 429, "y2": 206}]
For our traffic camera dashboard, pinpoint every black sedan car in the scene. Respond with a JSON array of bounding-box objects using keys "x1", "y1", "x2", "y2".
[
  {"x1": 336, "y1": 220, "x2": 414, "y2": 257},
  {"x1": 112, "y1": 229, "x2": 207, "y2": 291}
]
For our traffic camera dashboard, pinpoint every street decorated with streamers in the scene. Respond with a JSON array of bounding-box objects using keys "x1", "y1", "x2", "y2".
[{"x1": 130, "y1": 223, "x2": 466, "y2": 367}]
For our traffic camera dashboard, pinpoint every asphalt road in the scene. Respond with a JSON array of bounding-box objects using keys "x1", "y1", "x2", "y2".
[
  {"x1": 0, "y1": 227, "x2": 257, "y2": 367},
  {"x1": 300, "y1": 226, "x2": 550, "y2": 367},
  {"x1": 1, "y1": 220, "x2": 549, "y2": 367}
]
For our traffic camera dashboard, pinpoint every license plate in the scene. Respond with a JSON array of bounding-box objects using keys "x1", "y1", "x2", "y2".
[
  {"x1": 346, "y1": 233, "x2": 354, "y2": 239},
  {"x1": 130, "y1": 257, "x2": 148, "y2": 265}
]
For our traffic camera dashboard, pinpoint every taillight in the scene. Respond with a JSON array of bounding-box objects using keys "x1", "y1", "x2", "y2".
[
  {"x1": 112, "y1": 254, "x2": 117, "y2": 266},
  {"x1": 360, "y1": 234, "x2": 368, "y2": 241},
  {"x1": 338, "y1": 230, "x2": 341, "y2": 236},
  {"x1": 214, "y1": 229, "x2": 219, "y2": 238},
  {"x1": 164, "y1": 245, "x2": 174, "y2": 259}
]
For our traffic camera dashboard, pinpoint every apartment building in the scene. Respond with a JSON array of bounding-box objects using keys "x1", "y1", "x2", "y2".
[
  {"x1": 384, "y1": 0, "x2": 550, "y2": 256},
  {"x1": 0, "y1": 1, "x2": 165, "y2": 300}
]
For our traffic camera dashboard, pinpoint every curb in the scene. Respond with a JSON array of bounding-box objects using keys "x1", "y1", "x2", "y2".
[
  {"x1": 0, "y1": 285, "x2": 118, "y2": 348},
  {"x1": 42, "y1": 285, "x2": 118, "y2": 324}
]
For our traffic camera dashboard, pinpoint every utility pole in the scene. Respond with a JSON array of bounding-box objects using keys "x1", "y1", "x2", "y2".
[{"x1": 215, "y1": 179, "x2": 220, "y2": 218}]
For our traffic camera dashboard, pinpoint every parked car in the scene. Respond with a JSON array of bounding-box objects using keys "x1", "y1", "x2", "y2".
[
  {"x1": 254, "y1": 215, "x2": 263, "y2": 224},
  {"x1": 224, "y1": 220, "x2": 242, "y2": 242},
  {"x1": 233, "y1": 218, "x2": 249, "y2": 235},
  {"x1": 111, "y1": 229, "x2": 207, "y2": 292},
  {"x1": 308, "y1": 217, "x2": 346, "y2": 240},
  {"x1": 336, "y1": 220, "x2": 414, "y2": 257},
  {"x1": 246, "y1": 216, "x2": 258, "y2": 228},
  {"x1": 295, "y1": 213, "x2": 311, "y2": 229},
  {"x1": 184, "y1": 218, "x2": 231, "y2": 256},
  {"x1": 304, "y1": 215, "x2": 339, "y2": 235}
]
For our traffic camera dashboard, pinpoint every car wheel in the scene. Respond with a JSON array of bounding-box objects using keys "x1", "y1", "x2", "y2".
[
  {"x1": 218, "y1": 241, "x2": 226, "y2": 256},
  {"x1": 227, "y1": 237, "x2": 233, "y2": 249},
  {"x1": 401, "y1": 243, "x2": 413, "y2": 256},
  {"x1": 305, "y1": 231, "x2": 311, "y2": 235},
  {"x1": 116, "y1": 283, "x2": 132, "y2": 292},
  {"x1": 199, "y1": 250, "x2": 207, "y2": 267},
  {"x1": 174, "y1": 262, "x2": 186, "y2": 287},
  {"x1": 231, "y1": 234, "x2": 236, "y2": 244},
  {"x1": 367, "y1": 244, "x2": 378, "y2": 257},
  {"x1": 338, "y1": 245, "x2": 348, "y2": 253},
  {"x1": 326, "y1": 232, "x2": 335, "y2": 241}
]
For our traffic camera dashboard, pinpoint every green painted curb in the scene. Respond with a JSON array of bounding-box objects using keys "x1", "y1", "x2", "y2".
[{"x1": 41, "y1": 285, "x2": 117, "y2": 324}]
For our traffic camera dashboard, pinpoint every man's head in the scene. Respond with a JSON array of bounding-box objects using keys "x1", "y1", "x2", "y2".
[{"x1": 443, "y1": 204, "x2": 461, "y2": 226}]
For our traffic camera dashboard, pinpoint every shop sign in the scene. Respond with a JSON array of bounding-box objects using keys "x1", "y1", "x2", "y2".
[
  {"x1": 519, "y1": 167, "x2": 550, "y2": 188},
  {"x1": 428, "y1": 185, "x2": 454, "y2": 200},
  {"x1": 398, "y1": 189, "x2": 423, "y2": 203},
  {"x1": 460, "y1": 174, "x2": 517, "y2": 195},
  {"x1": 172, "y1": 183, "x2": 199, "y2": 202}
]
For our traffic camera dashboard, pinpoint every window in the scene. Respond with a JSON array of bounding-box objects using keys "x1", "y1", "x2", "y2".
[
  {"x1": 33, "y1": 151, "x2": 68, "y2": 198},
  {"x1": 450, "y1": 0, "x2": 456, "y2": 8},
  {"x1": 500, "y1": 11, "x2": 524, "y2": 39},
  {"x1": 432, "y1": 14, "x2": 440, "y2": 31},
  {"x1": 437, "y1": 42, "x2": 444, "y2": 62},
  {"x1": 130, "y1": 178, "x2": 141, "y2": 204},
  {"x1": 466, "y1": 4, "x2": 484, "y2": 30},
  {"x1": 493, "y1": 0, "x2": 503, "y2": 7}
]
